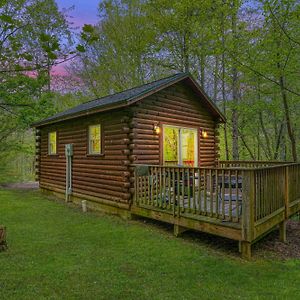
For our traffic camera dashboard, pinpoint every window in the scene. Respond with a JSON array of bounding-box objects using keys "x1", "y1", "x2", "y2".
[
  {"x1": 163, "y1": 125, "x2": 198, "y2": 167},
  {"x1": 89, "y1": 124, "x2": 101, "y2": 154},
  {"x1": 48, "y1": 131, "x2": 57, "y2": 155}
]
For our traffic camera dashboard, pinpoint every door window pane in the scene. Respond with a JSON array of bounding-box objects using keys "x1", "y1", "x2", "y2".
[
  {"x1": 163, "y1": 126, "x2": 198, "y2": 167},
  {"x1": 163, "y1": 126, "x2": 179, "y2": 165},
  {"x1": 181, "y1": 129, "x2": 196, "y2": 167}
]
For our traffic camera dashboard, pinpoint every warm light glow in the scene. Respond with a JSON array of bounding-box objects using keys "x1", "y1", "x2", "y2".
[
  {"x1": 200, "y1": 129, "x2": 208, "y2": 138},
  {"x1": 154, "y1": 125, "x2": 161, "y2": 134}
]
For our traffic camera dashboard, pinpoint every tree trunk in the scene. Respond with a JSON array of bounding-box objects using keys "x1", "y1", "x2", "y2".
[
  {"x1": 274, "y1": 121, "x2": 284, "y2": 160},
  {"x1": 278, "y1": 73, "x2": 297, "y2": 161},
  {"x1": 231, "y1": 0, "x2": 239, "y2": 160},
  {"x1": 213, "y1": 56, "x2": 219, "y2": 103},
  {"x1": 259, "y1": 112, "x2": 272, "y2": 159},
  {"x1": 221, "y1": 1, "x2": 229, "y2": 160}
]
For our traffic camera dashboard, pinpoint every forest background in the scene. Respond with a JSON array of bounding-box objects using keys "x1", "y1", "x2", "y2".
[{"x1": 0, "y1": 0, "x2": 299, "y2": 182}]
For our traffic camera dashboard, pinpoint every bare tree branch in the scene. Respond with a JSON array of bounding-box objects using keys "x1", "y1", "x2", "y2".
[
  {"x1": 226, "y1": 52, "x2": 300, "y2": 97},
  {"x1": 266, "y1": 1, "x2": 300, "y2": 47}
]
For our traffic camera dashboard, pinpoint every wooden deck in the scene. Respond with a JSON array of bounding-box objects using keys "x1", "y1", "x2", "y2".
[{"x1": 132, "y1": 162, "x2": 300, "y2": 258}]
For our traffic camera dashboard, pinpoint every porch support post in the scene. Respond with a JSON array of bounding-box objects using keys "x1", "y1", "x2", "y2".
[
  {"x1": 241, "y1": 170, "x2": 255, "y2": 259},
  {"x1": 241, "y1": 241, "x2": 251, "y2": 259},
  {"x1": 279, "y1": 220, "x2": 287, "y2": 243},
  {"x1": 174, "y1": 224, "x2": 188, "y2": 237}
]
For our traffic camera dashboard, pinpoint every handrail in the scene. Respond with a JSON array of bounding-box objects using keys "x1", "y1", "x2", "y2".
[{"x1": 131, "y1": 162, "x2": 300, "y2": 172}]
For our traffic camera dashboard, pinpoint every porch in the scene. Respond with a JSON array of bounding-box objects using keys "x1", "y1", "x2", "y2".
[{"x1": 131, "y1": 161, "x2": 300, "y2": 258}]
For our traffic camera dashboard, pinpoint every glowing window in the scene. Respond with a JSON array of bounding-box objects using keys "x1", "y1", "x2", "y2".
[
  {"x1": 163, "y1": 125, "x2": 198, "y2": 167},
  {"x1": 48, "y1": 131, "x2": 57, "y2": 155},
  {"x1": 89, "y1": 124, "x2": 101, "y2": 154}
]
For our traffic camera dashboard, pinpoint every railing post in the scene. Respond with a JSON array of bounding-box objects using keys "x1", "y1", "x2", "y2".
[
  {"x1": 241, "y1": 170, "x2": 256, "y2": 259},
  {"x1": 284, "y1": 165, "x2": 290, "y2": 219}
]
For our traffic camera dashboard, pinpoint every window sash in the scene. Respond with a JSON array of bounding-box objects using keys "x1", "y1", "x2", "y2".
[
  {"x1": 89, "y1": 124, "x2": 101, "y2": 154},
  {"x1": 48, "y1": 131, "x2": 57, "y2": 155}
]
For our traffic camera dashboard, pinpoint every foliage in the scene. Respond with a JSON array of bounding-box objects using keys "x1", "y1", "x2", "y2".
[
  {"x1": 70, "y1": 0, "x2": 300, "y2": 161},
  {"x1": 0, "y1": 0, "x2": 73, "y2": 181}
]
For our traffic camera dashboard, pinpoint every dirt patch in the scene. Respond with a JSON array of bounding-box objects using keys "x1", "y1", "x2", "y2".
[
  {"x1": 254, "y1": 220, "x2": 300, "y2": 260},
  {"x1": 0, "y1": 182, "x2": 39, "y2": 190},
  {"x1": 132, "y1": 217, "x2": 300, "y2": 260}
]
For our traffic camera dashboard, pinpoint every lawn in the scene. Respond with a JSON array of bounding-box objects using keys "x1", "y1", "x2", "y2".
[{"x1": 0, "y1": 189, "x2": 300, "y2": 299}]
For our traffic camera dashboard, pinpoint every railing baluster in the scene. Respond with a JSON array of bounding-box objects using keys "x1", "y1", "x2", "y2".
[
  {"x1": 221, "y1": 170, "x2": 225, "y2": 219},
  {"x1": 197, "y1": 168, "x2": 201, "y2": 214},
  {"x1": 181, "y1": 169, "x2": 185, "y2": 213},
  {"x1": 215, "y1": 169, "x2": 219, "y2": 217},
  {"x1": 176, "y1": 168, "x2": 180, "y2": 215},
  {"x1": 204, "y1": 169, "x2": 207, "y2": 215},
  {"x1": 150, "y1": 167, "x2": 153, "y2": 206},
  {"x1": 192, "y1": 169, "x2": 196, "y2": 213},
  {"x1": 168, "y1": 167, "x2": 171, "y2": 211},
  {"x1": 209, "y1": 169, "x2": 213, "y2": 217},
  {"x1": 229, "y1": 169, "x2": 232, "y2": 221},
  {"x1": 172, "y1": 168, "x2": 175, "y2": 214},
  {"x1": 235, "y1": 169, "x2": 239, "y2": 221}
]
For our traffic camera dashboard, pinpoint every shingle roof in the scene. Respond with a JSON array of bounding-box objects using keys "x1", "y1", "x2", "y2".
[{"x1": 33, "y1": 72, "x2": 225, "y2": 127}]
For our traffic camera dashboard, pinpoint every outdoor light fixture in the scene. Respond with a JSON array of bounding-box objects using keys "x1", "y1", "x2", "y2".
[
  {"x1": 200, "y1": 129, "x2": 208, "y2": 138},
  {"x1": 154, "y1": 124, "x2": 161, "y2": 134}
]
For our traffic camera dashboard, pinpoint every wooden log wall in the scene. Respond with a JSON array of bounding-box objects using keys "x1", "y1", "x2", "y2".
[
  {"x1": 39, "y1": 110, "x2": 132, "y2": 204},
  {"x1": 128, "y1": 81, "x2": 220, "y2": 167}
]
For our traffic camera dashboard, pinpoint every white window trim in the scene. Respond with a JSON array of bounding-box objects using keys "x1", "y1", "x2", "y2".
[
  {"x1": 162, "y1": 124, "x2": 198, "y2": 167},
  {"x1": 88, "y1": 124, "x2": 102, "y2": 155}
]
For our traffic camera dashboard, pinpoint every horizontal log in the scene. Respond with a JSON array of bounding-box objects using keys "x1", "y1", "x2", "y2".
[
  {"x1": 133, "y1": 113, "x2": 211, "y2": 128},
  {"x1": 105, "y1": 138, "x2": 130, "y2": 145},
  {"x1": 104, "y1": 145, "x2": 128, "y2": 151},
  {"x1": 129, "y1": 144, "x2": 159, "y2": 150},
  {"x1": 72, "y1": 175, "x2": 130, "y2": 189},
  {"x1": 132, "y1": 149, "x2": 160, "y2": 155},
  {"x1": 72, "y1": 163, "x2": 128, "y2": 172},
  {"x1": 104, "y1": 133, "x2": 128, "y2": 140},
  {"x1": 129, "y1": 133, "x2": 158, "y2": 140},
  {"x1": 72, "y1": 183, "x2": 130, "y2": 200},
  {"x1": 72, "y1": 187, "x2": 124, "y2": 202},
  {"x1": 138, "y1": 102, "x2": 213, "y2": 125}
]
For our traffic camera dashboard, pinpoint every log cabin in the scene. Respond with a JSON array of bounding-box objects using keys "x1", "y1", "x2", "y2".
[{"x1": 33, "y1": 72, "x2": 300, "y2": 258}]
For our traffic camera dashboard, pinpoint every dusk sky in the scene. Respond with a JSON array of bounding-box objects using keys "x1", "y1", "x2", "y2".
[
  {"x1": 53, "y1": 0, "x2": 101, "y2": 75},
  {"x1": 57, "y1": 0, "x2": 100, "y2": 27}
]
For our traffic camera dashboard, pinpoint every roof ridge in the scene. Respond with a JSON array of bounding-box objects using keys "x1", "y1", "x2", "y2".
[
  {"x1": 81, "y1": 72, "x2": 187, "y2": 106},
  {"x1": 32, "y1": 71, "x2": 226, "y2": 127}
]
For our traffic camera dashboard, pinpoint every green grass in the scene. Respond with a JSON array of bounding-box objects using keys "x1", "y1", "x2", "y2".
[{"x1": 1, "y1": 189, "x2": 300, "y2": 299}]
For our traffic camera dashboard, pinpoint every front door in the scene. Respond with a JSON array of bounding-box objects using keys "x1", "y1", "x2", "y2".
[{"x1": 163, "y1": 125, "x2": 198, "y2": 167}]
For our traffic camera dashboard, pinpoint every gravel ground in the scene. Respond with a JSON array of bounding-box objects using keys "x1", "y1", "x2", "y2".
[{"x1": 0, "y1": 182, "x2": 39, "y2": 190}]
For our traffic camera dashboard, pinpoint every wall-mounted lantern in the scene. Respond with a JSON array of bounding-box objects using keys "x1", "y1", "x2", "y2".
[
  {"x1": 154, "y1": 124, "x2": 161, "y2": 134},
  {"x1": 200, "y1": 128, "x2": 208, "y2": 139}
]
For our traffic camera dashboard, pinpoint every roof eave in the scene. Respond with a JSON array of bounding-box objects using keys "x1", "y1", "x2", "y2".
[
  {"x1": 32, "y1": 73, "x2": 190, "y2": 128},
  {"x1": 32, "y1": 72, "x2": 226, "y2": 127}
]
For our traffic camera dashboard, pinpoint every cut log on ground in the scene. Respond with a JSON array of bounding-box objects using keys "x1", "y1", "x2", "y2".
[{"x1": 0, "y1": 226, "x2": 7, "y2": 251}]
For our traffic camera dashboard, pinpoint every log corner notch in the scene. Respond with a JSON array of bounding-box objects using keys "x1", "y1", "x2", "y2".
[
  {"x1": 35, "y1": 128, "x2": 41, "y2": 182},
  {"x1": 0, "y1": 226, "x2": 7, "y2": 251}
]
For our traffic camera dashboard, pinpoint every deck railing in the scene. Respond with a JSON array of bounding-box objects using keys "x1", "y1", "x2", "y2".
[
  {"x1": 133, "y1": 162, "x2": 300, "y2": 243},
  {"x1": 218, "y1": 160, "x2": 292, "y2": 168},
  {"x1": 134, "y1": 166, "x2": 244, "y2": 223},
  {"x1": 254, "y1": 166, "x2": 286, "y2": 221}
]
